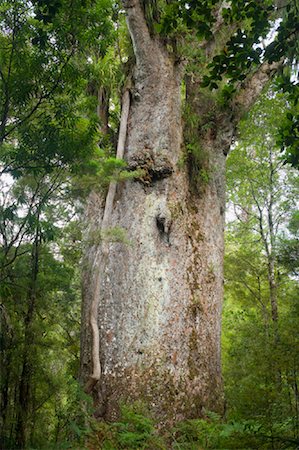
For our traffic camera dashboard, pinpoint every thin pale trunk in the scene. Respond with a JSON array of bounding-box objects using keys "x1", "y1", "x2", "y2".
[
  {"x1": 268, "y1": 150, "x2": 278, "y2": 324},
  {"x1": 268, "y1": 257, "x2": 278, "y2": 323}
]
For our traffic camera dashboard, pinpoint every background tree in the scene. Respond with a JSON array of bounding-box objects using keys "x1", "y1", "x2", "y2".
[
  {"x1": 226, "y1": 90, "x2": 298, "y2": 325},
  {"x1": 0, "y1": 1, "x2": 118, "y2": 447},
  {"x1": 223, "y1": 89, "x2": 299, "y2": 447},
  {"x1": 0, "y1": 179, "x2": 84, "y2": 448}
]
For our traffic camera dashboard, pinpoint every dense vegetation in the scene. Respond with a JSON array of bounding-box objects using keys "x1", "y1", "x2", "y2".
[{"x1": 0, "y1": 0, "x2": 298, "y2": 448}]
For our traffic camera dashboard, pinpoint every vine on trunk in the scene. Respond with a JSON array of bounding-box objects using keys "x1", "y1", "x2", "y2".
[{"x1": 85, "y1": 90, "x2": 131, "y2": 394}]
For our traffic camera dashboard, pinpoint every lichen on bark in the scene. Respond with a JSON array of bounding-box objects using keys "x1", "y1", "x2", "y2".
[{"x1": 80, "y1": 0, "x2": 282, "y2": 425}]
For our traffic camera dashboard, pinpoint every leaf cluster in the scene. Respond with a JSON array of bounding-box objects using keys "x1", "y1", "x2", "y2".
[
  {"x1": 88, "y1": 403, "x2": 166, "y2": 449},
  {"x1": 202, "y1": 1, "x2": 273, "y2": 91},
  {"x1": 156, "y1": 0, "x2": 218, "y2": 40},
  {"x1": 223, "y1": 83, "x2": 299, "y2": 449}
]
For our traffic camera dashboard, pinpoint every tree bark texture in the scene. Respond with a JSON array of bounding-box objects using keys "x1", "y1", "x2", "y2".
[{"x1": 80, "y1": 0, "x2": 278, "y2": 424}]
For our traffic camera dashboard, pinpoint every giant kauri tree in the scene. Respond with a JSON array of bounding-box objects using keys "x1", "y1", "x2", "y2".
[{"x1": 79, "y1": 0, "x2": 299, "y2": 423}]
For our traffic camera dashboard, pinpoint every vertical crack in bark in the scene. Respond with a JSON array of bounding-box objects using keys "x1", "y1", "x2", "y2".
[{"x1": 84, "y1": 90, "x2": 130, "y2": 394}]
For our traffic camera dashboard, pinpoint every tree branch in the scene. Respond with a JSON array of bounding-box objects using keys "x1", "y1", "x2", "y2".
[
  {"x1": 232, "y1": 60, "x2": 282, "y2": 120},
  {"x1": 0, "y1": 52, "x2": 74, "y2": 143},
  {"x1": 123, "y1": 0, "x2": 159, "y2": 70}
]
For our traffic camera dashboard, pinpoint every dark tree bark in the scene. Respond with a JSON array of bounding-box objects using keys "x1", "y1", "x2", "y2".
[{"x1": 15, "y1": 225, "x2": 40, "y2": 449}]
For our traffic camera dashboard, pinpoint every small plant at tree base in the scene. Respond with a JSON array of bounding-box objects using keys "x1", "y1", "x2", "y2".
[{"x1": 88, "y1": 402, "x2": 166, "y2": 449}]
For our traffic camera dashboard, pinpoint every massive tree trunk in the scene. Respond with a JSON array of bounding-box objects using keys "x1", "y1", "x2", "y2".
[{"x1": 80, "y1": 0, "x2": 278, "y2": 424}]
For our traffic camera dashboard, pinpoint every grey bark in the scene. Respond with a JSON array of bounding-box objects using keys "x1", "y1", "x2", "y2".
[
  {"x1": 80, "y1": 0, "x2": 280, "y2": 424},
  {"x1": 81, "y1": 5, "x2": 224, "y2": 422}
]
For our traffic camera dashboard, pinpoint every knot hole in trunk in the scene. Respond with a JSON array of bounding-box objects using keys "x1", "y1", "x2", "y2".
[{"x1": 156, "y1": 213, "x2": 172, "y2": 246}]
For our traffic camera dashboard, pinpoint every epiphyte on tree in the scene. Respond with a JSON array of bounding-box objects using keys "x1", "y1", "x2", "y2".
[{"x1": 127, "y1": 149, "x2": 173, "y2": 184}]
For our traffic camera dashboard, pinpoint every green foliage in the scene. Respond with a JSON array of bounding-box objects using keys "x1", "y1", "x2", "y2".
[
  {"x1": 200, "y1": 0, "x2": 273, "y2": 91},
  {"x1": 278, "y1": 210, "x2": 299, "y2": 276},
  {"x1": 264, "y1": 0, "x2": 299, "y2": 66},
  {"x1": 84, "y1": 403, "x2": 299, "y2": 449},
  {"x1": 0, "y1": 227, "x2": 84, "y2": 448},
  {"x1": 0, "y1": 2, "x2": 128, "y2": 446},
  {"x1": 223, "y1": 85, "x2": 299, "y2": 449},
  {"x1": 1, "y1": 1, "x2": 298, "y2": 449},
  {"x1": 171, "y1": 0, "x2": 299, "y2": 164},
  {"x1": 0, "y1": 0, "x2": 116, "y2": 179},
  {"x1": 88, "y1": 403, "x2": 166, "y2": 449},
  {"x1": 172, "y1": 413, "x2": 225, "y2": 449},
  {"x1": 172, "y1": 413, "x2": 275, "y2": 449},
  {"x1": 182, "y1": 103, "x2": 213, "y2": 193},
  {"x1": 222, "y1": 295, "x2": 299, "y2": 449},
  {"x1": 71, "y1": 151, "x2": 144, "y2": 198},
  {"x1": 276, "y1": 76, "x2": 299, "y2": 168},
  {"x1": 114, "y1": 404, "x2": 165, "y2": 449},
  {"x1": 156, "y1": 0, "x2": 218, "y2": 40}
]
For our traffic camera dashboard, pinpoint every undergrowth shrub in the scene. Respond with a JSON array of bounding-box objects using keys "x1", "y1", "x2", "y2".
[
  {"x1": 88, "y1": 402, "x2": 166, "y2": 449},
  {"x1": 69, "y1": 402, "x2": 299, "y2": 449}
]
